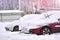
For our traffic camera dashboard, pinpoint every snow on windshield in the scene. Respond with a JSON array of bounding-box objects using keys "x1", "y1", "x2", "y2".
[{"x1": 20, "y1": 14, "x2": 45, "y2": 21}]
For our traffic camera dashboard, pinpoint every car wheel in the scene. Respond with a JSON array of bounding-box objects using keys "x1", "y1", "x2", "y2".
[
  {"x1": 41, "y1": 27, "x2": 51, "y2": 35},
  {"x1": 13, "y1": 25, "x2": 19, "y2": 31},
  {"x1": 29, "y1": 29, "x2": 33, "y2": 34}
]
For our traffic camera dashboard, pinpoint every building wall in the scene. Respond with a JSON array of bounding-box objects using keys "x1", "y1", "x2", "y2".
[
  {"x1": 20, "y1": 0, "x2": 60, "y2": 13},
  {"x1": 0, "y1": 0, "x2": 60, "y2": 12},
  {"x1": 0, "y1": 13, "x2": 23, "y2": 22},
  {"x1": 0, "y1": 0, "x2": 19, "y2": 10},
  {"x1": 0, "y1": 0, "x2": 20, "y2": 22}
]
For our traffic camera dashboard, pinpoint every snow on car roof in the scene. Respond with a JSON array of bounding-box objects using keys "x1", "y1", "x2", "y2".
[
  {"x1": 20, "y1": 14, "x2": 45, "y2": 21},
  {"x1": 20, "y1": 10, "x2": 60, "y2": 22}
]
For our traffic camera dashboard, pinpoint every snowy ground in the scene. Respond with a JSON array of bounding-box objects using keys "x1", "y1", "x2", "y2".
[{"x1": 0, "y1": 22, "x2": 60, "y2": 40}]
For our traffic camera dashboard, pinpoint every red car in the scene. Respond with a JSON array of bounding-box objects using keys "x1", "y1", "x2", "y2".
[{"x1": 19, "y1": 11, "x2": 60, "y2": 35}]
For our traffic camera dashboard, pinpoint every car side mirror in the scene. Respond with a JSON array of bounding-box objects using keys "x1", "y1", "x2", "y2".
[
  {"x1": 45, "y1": 14, "x2": 52, "y2": 18},
  {"x1": 45, "y1": 15, "x2": 50, "y2": 18}
]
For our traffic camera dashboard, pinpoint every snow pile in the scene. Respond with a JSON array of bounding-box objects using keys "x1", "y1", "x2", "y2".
[
  {"x1": 0, "y1": 32, "x2": 60, "y2": 40},
  {"x1": 0, "y1": 22, "x2": 60, "y2": 40},
  {"x1": 19, "y1": 14, "x2": 46, "y2": 29},
  {"x1": 20, "y1": 14, "x2": 45, "y2": 22},
  {"x1": 19, "y1": 12, "x2": 60, "y2": 29}
]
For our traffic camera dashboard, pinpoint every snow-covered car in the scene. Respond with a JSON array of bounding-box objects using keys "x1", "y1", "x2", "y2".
[
  {"x1": 19, "y1": 11, "x2": 60, "y2": 35},
  {"x1": 5, "y1": 20, "x2": 19, "y2": 31}
]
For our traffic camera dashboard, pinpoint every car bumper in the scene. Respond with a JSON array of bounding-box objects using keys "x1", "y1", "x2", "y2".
[
  {"x1": 20, "y1": 28, "x2": 30, "y2": 33},
  {"x1": 5, "y1": 27, "x2": 13, "y2": 31},
  {"x1": 5, "y1": 27, "x2": 10, "y2": 31},
  {"x1": 29, "y1": 28, "x2": 41, "y2": 34},
  {"x1": 21, "y1": 27, "x2": 42, "y2": 34}
]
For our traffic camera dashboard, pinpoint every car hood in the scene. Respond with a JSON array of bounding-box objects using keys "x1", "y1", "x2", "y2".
[{"x1": 5, "y1": 20, "x2": 19, "y2": 27}]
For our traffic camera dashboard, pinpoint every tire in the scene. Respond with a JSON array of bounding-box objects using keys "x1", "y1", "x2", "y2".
[
  {"x1": 29, "y1": 29, "x2": 33, "y2": 34},
  {"x1": 41, "y1": 27, "x2": 51, "y2": 35},
  {"x1": 13, "y1": 25, "x2": 19, "y2": 31}
]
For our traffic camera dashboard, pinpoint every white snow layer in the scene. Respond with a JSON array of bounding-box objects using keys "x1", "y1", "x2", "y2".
[{"x1": 0, "y1": 22, "x2": 60, "y2": 40}]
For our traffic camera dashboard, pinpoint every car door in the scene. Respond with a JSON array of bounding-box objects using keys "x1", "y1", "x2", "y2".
[{"x1": 48, "y1": 13, "x2": 60, "y2": 32}]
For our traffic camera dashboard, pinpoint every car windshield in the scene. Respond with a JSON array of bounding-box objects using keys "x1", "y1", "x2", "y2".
[{"x1": 46, "y1": 11, "x2": 60, "y2": 19}]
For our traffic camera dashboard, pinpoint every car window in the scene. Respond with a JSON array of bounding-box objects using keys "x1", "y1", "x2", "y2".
[{"x1": 44, "y1": 11, "x2": 60, "y2": 19}]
